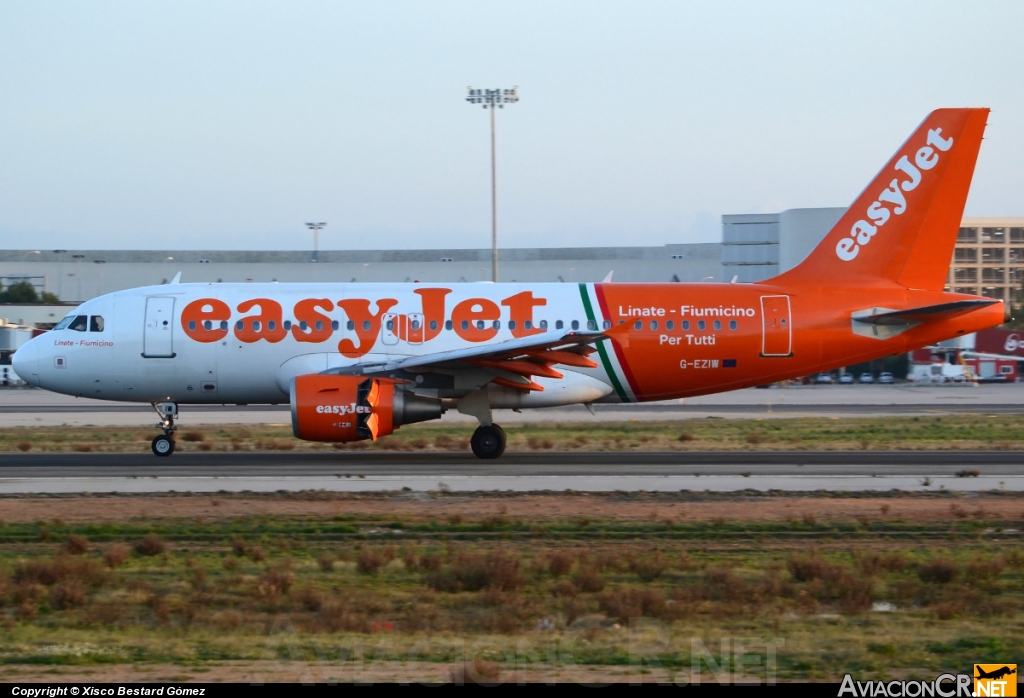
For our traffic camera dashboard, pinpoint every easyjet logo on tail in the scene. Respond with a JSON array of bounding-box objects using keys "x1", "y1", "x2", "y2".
[{"x1": 835, "y1": 127, "x2": 954, "y2": 262}]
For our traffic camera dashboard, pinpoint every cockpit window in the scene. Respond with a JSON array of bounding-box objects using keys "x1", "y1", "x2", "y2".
[
  {"x1": 67, "y1": 315, "x2": 88, "y2": 332},
  {"x1": 54, "y1": 316, "x2": 75, "y2": 330},
  {"x1": 89, "y1": 316, "x2": 104, "y2": 332}
]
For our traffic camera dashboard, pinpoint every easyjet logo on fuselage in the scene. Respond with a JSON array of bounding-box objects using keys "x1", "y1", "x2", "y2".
[
  {"x1": 180, "y1": 289, "x2": 548, "y2": 358},
  {"x1": 835, "y1": 127, "x2": 954, "y2": 262}
]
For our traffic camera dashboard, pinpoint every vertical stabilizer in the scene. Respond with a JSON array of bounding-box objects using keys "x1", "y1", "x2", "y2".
[{"x1": 772, "y1": 108, "x2": 989, "y2": 290}]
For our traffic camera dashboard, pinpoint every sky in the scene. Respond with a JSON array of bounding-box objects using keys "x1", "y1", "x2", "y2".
[{"x1": 1, "y1": 1, "x2": 1022, "y2": 251}]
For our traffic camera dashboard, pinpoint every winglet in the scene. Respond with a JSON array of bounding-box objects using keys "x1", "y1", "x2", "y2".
[
  {"x1": 603, "y1": 271, "x2": 614, "y2": 283},
  {"x1": 170, "y1": 272, "x2": 182, "y2": 284}
]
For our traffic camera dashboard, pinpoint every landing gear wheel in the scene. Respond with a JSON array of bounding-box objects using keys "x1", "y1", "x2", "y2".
[
  {"x1": 471, "y1": 425, "x2": 506, "y2": 459},
  {"x1": 151, "y1": 435, "x2": 175, "y2": 457}
]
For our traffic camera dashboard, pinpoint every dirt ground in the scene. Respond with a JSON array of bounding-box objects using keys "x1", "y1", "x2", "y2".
[
  {"x1": 1, "y1": 492, "x2": 1022, "y2": 524},
  {"x1": 0, "y1": 661, "x2": 660, "y2": 684}
]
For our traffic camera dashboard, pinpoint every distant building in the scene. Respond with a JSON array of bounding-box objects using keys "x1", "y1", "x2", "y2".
[
  {"x1": 721, "y1": 208, "x2": 846, "y2": 282},
  {"x1": 0, "y1": 245, "x2": 723, "y2": 304},
  {"x1": 0, "y1": 211, "x2": 1021, "y2": 314},
  {"x1": 948, "y1": 219, "x2": 1024, "y2": 302}
]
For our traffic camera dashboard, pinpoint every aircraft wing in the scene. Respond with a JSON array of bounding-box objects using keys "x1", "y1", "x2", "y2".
[
  {"x1": 328, "y1": 325, "x2": 629, "y2": 391},
  {"x1": 854, "y1": 299, "x2": 998, "y2": 326}
]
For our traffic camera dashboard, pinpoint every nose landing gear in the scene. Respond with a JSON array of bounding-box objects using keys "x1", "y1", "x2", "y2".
[{"x1": 151, "y1": 402, "x2": 178, "y2": 457}]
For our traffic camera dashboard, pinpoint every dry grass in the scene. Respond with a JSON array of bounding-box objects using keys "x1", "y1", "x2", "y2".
[
  {"x1": 6, "y1": 413, "x2": 1024, "y2": 453},
  {"x1": 133, "y1": 534, "x2": 166, "y2": 557},
  {"x1": 0, "y1": 493, "x2": 1021, "y2": 679}
]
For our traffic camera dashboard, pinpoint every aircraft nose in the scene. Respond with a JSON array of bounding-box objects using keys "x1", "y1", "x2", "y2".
[{"x1": 12, "y1": 339, "x2": 41, "y2": 387}]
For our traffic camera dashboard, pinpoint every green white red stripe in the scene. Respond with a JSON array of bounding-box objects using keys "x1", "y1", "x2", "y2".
[{"x1": 578, "y1": 283, "x2": 639, "y2": 402}]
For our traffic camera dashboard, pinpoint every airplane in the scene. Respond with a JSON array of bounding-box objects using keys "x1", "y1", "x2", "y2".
[
  {"x1": 975, "y1": 666, "x2": 1016, "y2": 681},
  {"x1": 11, "y1": 108, "x2": 1006, "y2": 459}
]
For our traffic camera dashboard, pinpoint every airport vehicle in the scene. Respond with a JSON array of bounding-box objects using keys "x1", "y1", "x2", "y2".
[
  {"x1": 816, "y1": 373, "x2": 834, "y2": 384},
  {"x1": 11, "y1": 108, "x2": 1007, "y2": 458},
  {"x1": 859, "y1": 372, "x2": 874, "y2": 384},
  {"x1": 838, "y1": 373, "x2": 854, "y2": 384},
  {"x1": 878, "y1": 372, "x2": 895, "y2": 384}
]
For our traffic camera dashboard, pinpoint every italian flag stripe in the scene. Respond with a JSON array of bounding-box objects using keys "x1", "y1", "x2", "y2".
[{"x1": 578, "y1": 283, "x2": 634, "y2": 402}]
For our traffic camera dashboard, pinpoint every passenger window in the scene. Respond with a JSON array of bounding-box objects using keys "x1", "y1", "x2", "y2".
[
  {"x1": 509, "y1": 320, "x2": 517, "y2": 331},
  {"x1": 713, "y1": 320, "x2": 721, "y2": 330},
  {"x1": 492, "y1": 320, "x2": 500, "y2": 330},
  {"x1": 540, "y1": 320, "x2": 548, "y2": 330},
  {"x1": 588, "y1": 320, "x2": 597, "y2": 331},
  {"x1": 634, "y1": 320, "x2": 642, "y2": 330},
  {"x1": 682, "y1": 321, "x2": 690, "y2": 330},
  {"x1": 411, "y1": 320, "x2": 420, "y2": 331},
  {"x1": 68, "y1": 315, "x2": 87, "y2": 332},
  {"x1": 299, "y1": 320, "x2": 308, "y2": 331},
  {"x1": 189, "y1": 320, "x2": 197, "y2": 331},
  {"x1": 362, "y1": 320, "x2": 370, "y2": 331},
  {"x1": 267, "y1": 321, "x2": 276, "y2": 332},
  {"x1": 602, "y1": 320, "x2": 611, "y2": 330},
  {"x1": 283, "y1": 320, "x2": 293, "y2": 331},
  {"x1": 571, "y1": 320, "x2": 579, "y2": 331},
  {"x1": 252, "y1": 320, "x2": 262, "y2": 332},
  {"x1": 203, "y1": 320, "x2": 212, "y2": 331},
  {"x1": 445, "y1": 320, "x2": 453, "y2": 331},
  {"x1": 475, "y1": 320, "x2": 484, "y2": 330},
  {"x1": 331, "y1": 320, "x2": 339, "y2": 331},
  {"x1": 666, "y1": 320, "x2": 674, "y2": 330},
  {"x1": 462, "y1": 320, "x2": 470, "y2": 331},
  {"x1": 698, "y1": 320, "x2": 706, "y2": 331},
  {"x1": 729, "y1": 320, "x2": 737, "y2": 330},
  {"x1": 386, "y1": 320, "x2": 395, "y2": 331},
  {"x1": 220, "y1": 321, "x2": 229, "y2": 331},
  {"x1": 556, "y1": 320, "x2": 564, "y2": 330},
  {"x1": 650, "y1": 320, "x2": 657, "y2": 330},
  {"x1": 429, "y1": 320, "x2": 438, "y2": 331},
  {"x1": 89, "y1": 316, "x2": 104, "y2": 332},
  {"x1": 525, "y1": 320, "x2": 533, "y2": 330},
  {"x1": 347, "y1": 321, "x2": 355, "y2": 331},
  {"x1": 315, "y1": 320, "x2": 323, "y2": 331},
  {"x1": 235, "y1": 320, "x2": 244, "y2": 331}
]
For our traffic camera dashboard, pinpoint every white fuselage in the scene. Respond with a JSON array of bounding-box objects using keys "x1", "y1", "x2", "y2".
[{"x1": 13, "y1": 282, "x2": 619, "y2": 407}]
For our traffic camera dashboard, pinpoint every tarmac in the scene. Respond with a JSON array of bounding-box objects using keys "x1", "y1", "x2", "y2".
[{"x1": 1, "y1": 450, "x2": 1020, "y2": 494}]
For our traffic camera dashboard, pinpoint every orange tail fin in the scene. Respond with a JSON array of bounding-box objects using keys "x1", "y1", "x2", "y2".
[{"x1": 772, "y1": 108, "x2": 989, "y2": 291}]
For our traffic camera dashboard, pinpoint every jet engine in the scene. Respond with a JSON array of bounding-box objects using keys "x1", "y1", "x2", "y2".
[{"x1": 290, "y1": 374, "x2": 442, "y2": 442}]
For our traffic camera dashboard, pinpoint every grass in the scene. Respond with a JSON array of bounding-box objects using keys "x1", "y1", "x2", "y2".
[
  {"x1": 0, "y1": 492, "x2": 1022, "y2": 681},
  {"x1": 4, "y1": 413, "x2": 1024, "y2": 453}
]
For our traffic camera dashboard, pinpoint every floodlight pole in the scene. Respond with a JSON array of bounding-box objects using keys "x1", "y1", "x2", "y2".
[
  {"x1": 306, "y1": 222, "x2": 327, "y2": 262},
  {"x1": 467, "y1": 86, "x2": 518, "y2": 283}
]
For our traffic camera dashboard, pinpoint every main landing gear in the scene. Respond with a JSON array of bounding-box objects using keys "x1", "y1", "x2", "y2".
[
  {"x1": 151, "y1": 402, "x2": 178, "y2": 457},
  {"x1": 471, "y1": 424, "x2": 506, "y2": 459}
]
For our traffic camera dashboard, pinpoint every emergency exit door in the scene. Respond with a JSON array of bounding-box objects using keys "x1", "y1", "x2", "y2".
[
  {"x1": 760, "y1": 295, "x2": 792, "y2": 357},
  {"x1": 143, "y1": 297, "x2": 176, "y2": 358}
]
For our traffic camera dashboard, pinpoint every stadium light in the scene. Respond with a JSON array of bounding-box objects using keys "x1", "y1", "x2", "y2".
[
  {"x1": 466, "y1": 86, "x2": 518, "y2": 282},
  {"x1": 306, "y1": 222, "x2": 327, "y2": 262}
]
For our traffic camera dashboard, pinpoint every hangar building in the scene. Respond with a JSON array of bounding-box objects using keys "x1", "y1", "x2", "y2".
[{"x1": 1, "y1": 210, "x2": 1022, "y2": 329}]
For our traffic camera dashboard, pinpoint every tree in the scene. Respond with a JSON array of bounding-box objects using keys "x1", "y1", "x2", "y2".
[{"x1": 0, "y1": 281, "x2": 40, "y2": 303}]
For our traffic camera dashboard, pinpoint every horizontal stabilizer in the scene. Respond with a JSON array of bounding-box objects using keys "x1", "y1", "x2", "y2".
[{"x1": 854, "y1": 299, "x2": 997, "y2": 326}]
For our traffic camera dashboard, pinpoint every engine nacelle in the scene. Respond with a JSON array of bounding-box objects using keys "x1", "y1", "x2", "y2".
[{"x1": 290, "y1": 374, "x2": 442, "y2": 442}]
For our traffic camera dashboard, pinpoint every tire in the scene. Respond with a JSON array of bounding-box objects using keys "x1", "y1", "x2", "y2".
[
  {"x1": 471, "y1": 425, "x2": 506, "y2": 459},
  {"x1": 492, "y1": 423, "x2": 507, "y2": 446},
  {"x1": 152, "y1": 435, "x2": 175, "y2": 457}
]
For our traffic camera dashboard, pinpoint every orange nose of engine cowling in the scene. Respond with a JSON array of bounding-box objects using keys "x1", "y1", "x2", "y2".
[{"x1": 290, "y1": 374, "x2": 396, "y2": 442}]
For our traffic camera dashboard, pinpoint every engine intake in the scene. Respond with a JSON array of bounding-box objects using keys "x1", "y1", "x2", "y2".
[{"x1": 290, "y1": 374, "x2": 442, "y2": 443}]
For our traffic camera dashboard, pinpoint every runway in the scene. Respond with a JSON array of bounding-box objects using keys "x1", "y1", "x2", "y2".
[{"x1": 2, "y1": 450, "x2": 1021, "y2": 494}]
